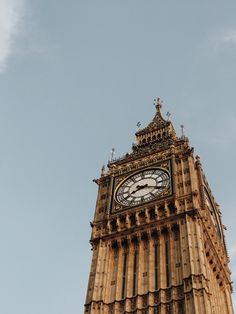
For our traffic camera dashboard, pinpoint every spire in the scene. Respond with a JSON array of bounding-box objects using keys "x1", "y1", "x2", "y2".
[
  {"x1": 133, "y1": 97, "x2": 177, "y2": 149},
  {"x1": 151, "y1": 97, "x2": 168, "y2": 128},
  {"x1": 136, "y1": 97, "x2": 169, "y2": 136}
]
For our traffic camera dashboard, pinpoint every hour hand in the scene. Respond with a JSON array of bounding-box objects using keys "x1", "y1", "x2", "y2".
[
  {"x1": 131, "y1": 184, "x2": 147, "y2": 194},
  {"x1": 131, "y1": 185, "x2": 142, "y2": 194}
]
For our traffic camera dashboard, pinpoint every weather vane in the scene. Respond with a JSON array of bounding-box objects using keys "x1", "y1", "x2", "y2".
[
  {"x1": 166, "y1": 112, "x2": 171, "y2": 121},
  {"x1": 154, "y1": 97, "x2": 163, "y2": 108},
  {"x1": 136, "y1": 121, "x2": 141, "y2": 129}
]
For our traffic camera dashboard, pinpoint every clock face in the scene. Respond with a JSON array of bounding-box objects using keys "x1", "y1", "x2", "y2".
[
  {"x1": 204, "y1": 188, "x2": 222, "y2": 239},
  {"x1": 115, "y1": 168, "x2": 170, "y2": 207}
]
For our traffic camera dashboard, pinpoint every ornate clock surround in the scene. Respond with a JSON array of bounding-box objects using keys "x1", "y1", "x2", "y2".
[{"x1": 110, "y1": 159, "x2": 173, "y2": 214}]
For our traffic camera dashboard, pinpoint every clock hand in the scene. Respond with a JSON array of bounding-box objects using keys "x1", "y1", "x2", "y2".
[
  {"x1": 139, "y1": 184, "x2": 148, "y2": 189},
  {"x1": 144, "y1": 185, "x2": 164, "y2": 189},
  {"x1": 131, "y1": 184, "x2": 148, "y2": 194}
]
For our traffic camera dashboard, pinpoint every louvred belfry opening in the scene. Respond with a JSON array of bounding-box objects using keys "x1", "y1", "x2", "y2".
[{"x1": 84, "y1": 98, "x2": 233, "y2": 314}]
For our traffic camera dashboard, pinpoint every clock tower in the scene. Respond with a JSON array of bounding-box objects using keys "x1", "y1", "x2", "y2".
[{"x1": 84, "y1": 98, "x2": 233, "y2": 314}]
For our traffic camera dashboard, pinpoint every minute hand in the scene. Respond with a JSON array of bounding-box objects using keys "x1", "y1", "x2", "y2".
[{"x1": 145, "y1": 185, "x2": 165, "y2": 189}]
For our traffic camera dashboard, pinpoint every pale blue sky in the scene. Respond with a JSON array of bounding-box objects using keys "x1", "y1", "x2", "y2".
[{"x1": 0, "y1": 1, "x2": 236, "y2": 313}]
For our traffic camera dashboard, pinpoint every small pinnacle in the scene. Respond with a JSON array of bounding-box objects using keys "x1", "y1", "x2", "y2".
[
  {"x1": 101, "y1": 165, "x2": 106, "y2": 176},
  {"x1": 180, "y1": 125, "x2": 185, "y2": 138},
  {"x1": 110, "y1": 148, "x2": 115, "y2": 162},
  {"x1": 196, "y1": 155, "x2": 201, "y2": 161}
]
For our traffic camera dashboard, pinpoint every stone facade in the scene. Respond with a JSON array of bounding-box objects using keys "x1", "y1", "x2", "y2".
[{"x1": 84, "y1": 99, "x2": 233, "y2": 314}]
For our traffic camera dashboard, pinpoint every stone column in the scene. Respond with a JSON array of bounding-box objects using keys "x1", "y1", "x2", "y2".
[
  {"x1": 98, "y1": 242, "x2": 107, "y2": 301},
  {"x1": 115, "y1": 243, "x2": 123, "y2": 301},
  {"x1": 103, "y1": 244, "x2": 113, "y2": 304},
  {"x1": 126, "y1": 241, "x2": 134, "y2": 314},
  {"x1": 149, "y1": 237, "x2": 155, "y2": 306},
  {"x1": 93, "y1": 242, "x2": 104, "y2": 301}
]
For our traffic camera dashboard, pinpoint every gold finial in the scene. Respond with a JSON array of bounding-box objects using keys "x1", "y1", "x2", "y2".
[{"x1": 154, "y1": 97, "x2": 162, "y2": 110}]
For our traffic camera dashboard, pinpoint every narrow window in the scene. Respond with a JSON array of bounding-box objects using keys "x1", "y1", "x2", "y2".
[
  {"x1": 111, "y1": 220, "x2": 117, "y2": 232},
  {"x1": 122, "y1": 253, "x2": 128, "y2": 299},
  {"x1": 165, "y1": 240, "x2": 170, "y2": 287},
  {"x1": 133, "y1": 251, "x2": 137, "y2": 296},
  {"x1": 178, "y1": 301, "x2": 185, "y2": 314},
  {"x1": 130, "y1": 214, "x2": 136, "y2": 226},
  {"x1": 154, "y1": 307, "x2": 159, "y2": 314},
  {"x1": 154, "y1": 244, "x2": 159, "y2": 290},
  {"x1": 149, "y1": 207, "x2": 156, "y2": 220},
  {"x1": 166, "y1": 303, "x2": 172, "y2": 314}
]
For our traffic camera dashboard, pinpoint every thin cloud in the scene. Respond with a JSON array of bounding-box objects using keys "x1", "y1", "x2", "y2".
[
  {"x1": 0, "y1": 0, "x2": 26, "y2": 72},
  {"x1": 208, "y1": 28, "x2": 236, "y2": 53},
  {"x1": 221, "y1": 30, "x2": 236, "y2": 44}
]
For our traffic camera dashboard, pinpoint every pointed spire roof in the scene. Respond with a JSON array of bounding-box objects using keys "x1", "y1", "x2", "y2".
[
  {"x1": 108, "y1": 97, "x2": 178, "y2": 165},
  {"x1": 136, "y1": 97, "x2": 170, "y2": 136}
]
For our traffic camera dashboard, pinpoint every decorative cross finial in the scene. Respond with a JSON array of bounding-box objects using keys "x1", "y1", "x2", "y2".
[{"x1": 154, "y1": 97, "x2": 162, "y2": 109}]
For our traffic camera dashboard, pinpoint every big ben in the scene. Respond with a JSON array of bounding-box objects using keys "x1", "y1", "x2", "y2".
[{"x1": 84, "y1": 98, "x2": 233, "y2": 314}]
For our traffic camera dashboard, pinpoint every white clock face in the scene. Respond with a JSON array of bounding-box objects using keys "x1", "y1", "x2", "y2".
[
  {"x1": 204, "y1": 188, "x2": 222, "y2": 239},
  {"x1": 115, "y1": 168, "x2": 170, "y2": 206}
]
